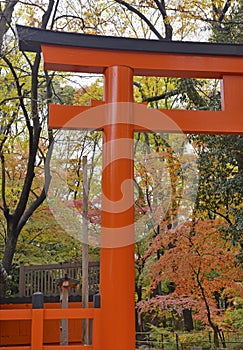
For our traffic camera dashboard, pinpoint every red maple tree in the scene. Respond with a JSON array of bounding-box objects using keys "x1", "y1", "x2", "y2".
[{"x1": 138, "y1": 219, "x2": 243, "y2": 347}]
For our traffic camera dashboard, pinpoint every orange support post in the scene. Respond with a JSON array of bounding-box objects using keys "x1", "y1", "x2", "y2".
[
  {"x1": 100, "y1": 65, "x2": 135, "y2": 350},
  {"x1": 31, "y1": 309, "x2": 44, "y2": 350},
  {"x1": 222, "y1": 75, "x2": 243, "y2": 114},
  {"x1": 92, "y1": 309, "x2": 101, "y2": 350}
]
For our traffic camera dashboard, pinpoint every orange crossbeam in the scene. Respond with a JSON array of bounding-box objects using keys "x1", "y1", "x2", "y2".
[
  {"x1": 0, "y1": 308, "x2": 98, "y2": 321},
  {"x1": 49, "y1": 105, "x2": 243, "y2": 135},
  {"x1": 44, "y1": 308, "x2": 96, "y2": 319},
  {"x1": 0, "y1": 309, "x2": 32, "y2": 320},
  {"x1": 49, "y1": 75, "x2": 243, "y2": 134},
  {"x1": 0, "y1": 346, "x2": 92, "y2": 350},
  {"x1": 0, "y1": 347, "x2": 31, "y2": 350},
  {"x1": 42, "y1": 44, "x2": 243, "y2": 79},
  {"x1": 43, "y1": 346, "x2": 92, "y2": 350},
  {"x1": 49, "y1": 75, "x2": 243, "y2": 135}
]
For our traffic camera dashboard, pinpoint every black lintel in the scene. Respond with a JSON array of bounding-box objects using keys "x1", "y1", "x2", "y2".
[{"x1": 16, "y1": 24, "x2": 243, "y2": 57}]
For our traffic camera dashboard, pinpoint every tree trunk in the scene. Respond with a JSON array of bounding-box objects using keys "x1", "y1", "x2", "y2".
[
  {"x1": 0, "y1": 0, "x2": 18, "y2": 51},
  {"x1": 183, "y1": 309, "x2": 194, "y2": 331},
  {"x1": 0, "y1": 263, "x2": 8, "y2": 291},
  {"x1": 2, "y1": 223, "x2": 19, "y2": 274},
  {"x1": 135, "y1": 283, "x2": 144, "y2": 332},
  {"x1": 197, "y1": 275, "x2": 220, "y2": 347},
  {"x1": 0, "y1": 220, "x2": 19, "y2": 296}
]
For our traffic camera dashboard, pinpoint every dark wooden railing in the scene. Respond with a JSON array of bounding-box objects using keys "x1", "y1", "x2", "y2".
[{"x1": 19, "y1": 262, "x2": 100, "y2": 297}]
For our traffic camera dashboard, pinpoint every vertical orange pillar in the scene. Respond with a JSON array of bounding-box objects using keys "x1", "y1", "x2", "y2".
[
  {"x1": 31, "y1": 309, "x2": 44, "y2": 349},
  {"x1": 222, "y1": 75, "x2": 243, "y2": 115},
  {"x1": 100, "y1": 65, "x2": 135, "y2": 350}
]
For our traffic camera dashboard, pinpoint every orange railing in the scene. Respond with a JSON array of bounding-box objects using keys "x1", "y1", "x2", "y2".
[{"x1": 0, "y1": 307, "x2": 101, "y2": 350}]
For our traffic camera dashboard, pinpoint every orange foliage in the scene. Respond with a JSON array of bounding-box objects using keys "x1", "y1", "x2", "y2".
[{"x1": 144, "y1": 219, "x2": 243, "y2": 324}]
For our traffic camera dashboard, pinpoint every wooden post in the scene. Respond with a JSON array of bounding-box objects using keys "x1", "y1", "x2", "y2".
[
  {"x1": 19, "y1": 262, "x2": 25, "y2": 297},
  {"x1": 82, "y1": 155, "x2": 89, "y2": 344},
  {"x1": 60, "y1": 281, "x2": 69, "y2": 345},
  {"x1": 56, "y1": 275, "x2": 80, "y2": 346}
]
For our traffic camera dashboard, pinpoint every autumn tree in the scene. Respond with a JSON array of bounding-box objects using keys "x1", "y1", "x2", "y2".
[
  {"x1": 138, "y1": 220, "x2": 243, "y2": 346},
  {"x1": 0, "y1": 0, "x2": 20, "y2": 288},
  {"x1": 0, "y1": 0, "x2": 57, "y2": 293},
  {"x1": 190, "y1": 1, "x2": 243, "y2": 251},
  {"x1": 0, "y1": 0, "x2": 106, "y2": 294}
]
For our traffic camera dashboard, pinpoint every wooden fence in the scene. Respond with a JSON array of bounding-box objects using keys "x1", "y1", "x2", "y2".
[
  {"x1": 19, "y1": 262, "x2": 100, "y2": 297},
  {"x1": 0, "y1": 307, "x2": 101, "y2": 350}
]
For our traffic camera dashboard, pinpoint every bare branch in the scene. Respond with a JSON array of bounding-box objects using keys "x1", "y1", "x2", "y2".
[
  {"x1": 1, "y1": 54, "x2": 31, "y2": 131},
  {"x1": 0, "y1": 0, "x2": 18, "y2": 51},
  {"x1": 134, "y1": 81, "x2": 180, "y2": 103},
  {"x1": 18, "y1": 133, "x2": 54, "y2": 231},
  {"x1": 0, "y1": 151, "x2": 8, "y2": 217},
  {"x1": 144, "y1": 89, "x2": 180, "y2": 103},
  {"x1": 219, "y1": 0, "x2": 232, "y2": 22},
  {"x1": 41, "y1": 0, "x2": 55, "y2": 28},
  {"x1": 153, "y1": 0, "x2": 173, "y2": 39},
  {"x1": 114, "y1": 0, "x2": 165, "y2": 39}
]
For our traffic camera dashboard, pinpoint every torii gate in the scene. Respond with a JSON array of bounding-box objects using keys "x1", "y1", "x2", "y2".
[{"x1": 17, "y1": 25, "x2": 243, "y2": 350}]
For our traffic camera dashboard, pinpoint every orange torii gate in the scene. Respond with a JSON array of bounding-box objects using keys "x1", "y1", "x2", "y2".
[{"x1": 17, "y1": 25, "x2": 243, "y2": 350}]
